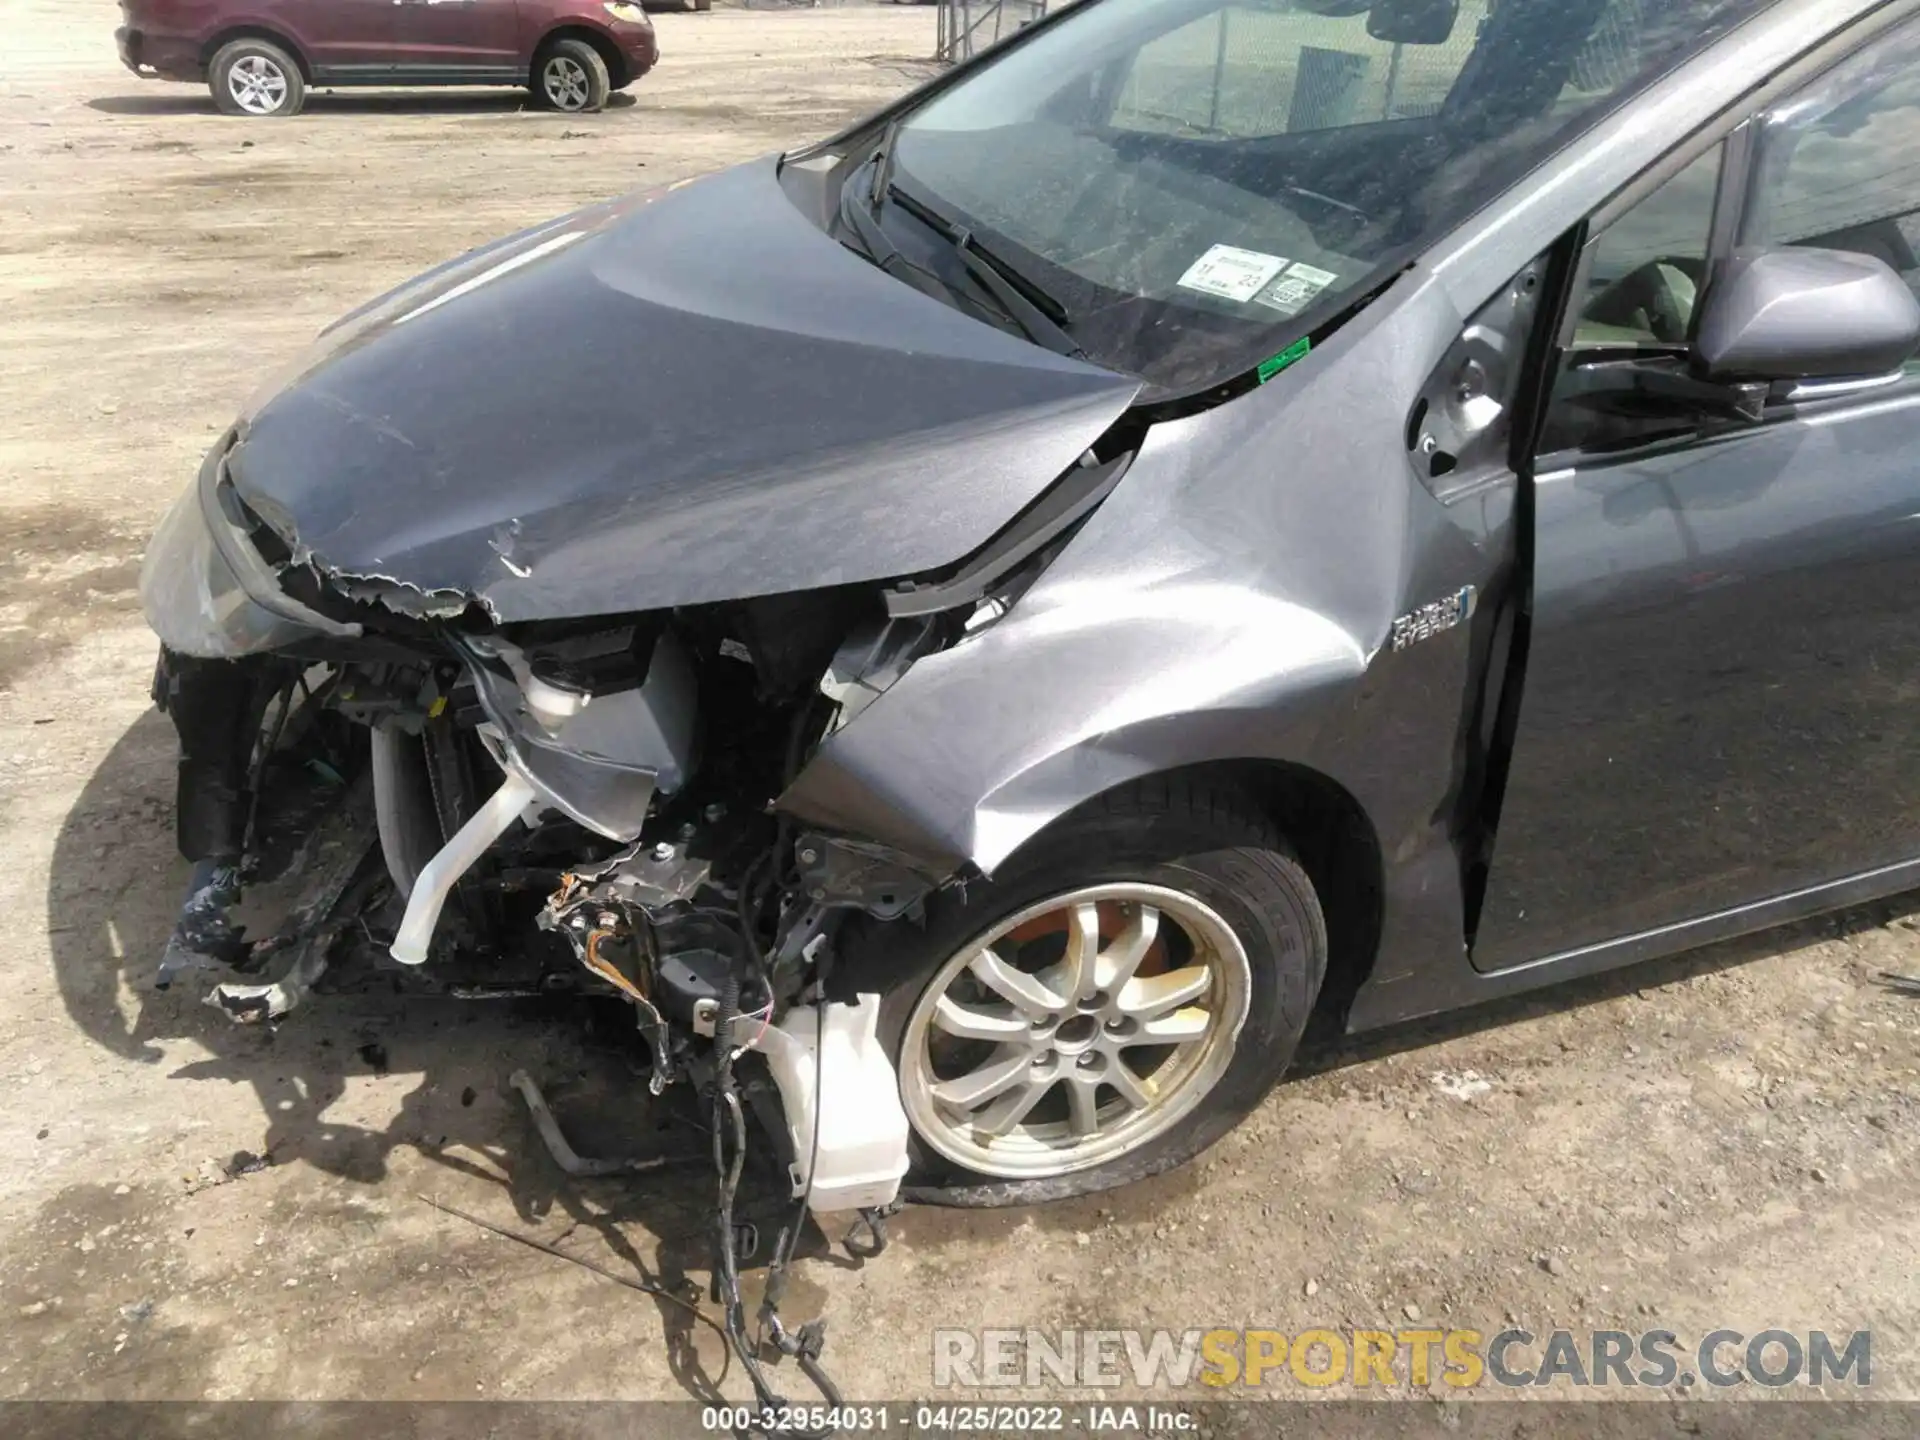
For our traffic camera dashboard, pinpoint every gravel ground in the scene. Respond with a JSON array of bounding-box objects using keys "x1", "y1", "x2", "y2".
[{"x1": 2, "y1": 0, "x2": 1918, "y2": 1418}]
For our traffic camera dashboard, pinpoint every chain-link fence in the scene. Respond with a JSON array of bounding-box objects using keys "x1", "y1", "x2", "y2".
[{"x1": 936, "y1": 0, "x2": 1050, "y2": 63}]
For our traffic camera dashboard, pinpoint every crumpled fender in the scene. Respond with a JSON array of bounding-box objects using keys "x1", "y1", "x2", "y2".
[
  {"x1": 782, "y1": 557, "x2": 1371, "y2": 875},
  {"x1": 779, "y1": 274, "x2": 1507, "y2": 968}
]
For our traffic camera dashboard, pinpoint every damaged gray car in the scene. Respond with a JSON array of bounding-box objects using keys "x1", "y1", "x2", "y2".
[{"x1": 143, "y1": 0, "x2": 1920, "y2": 1239}]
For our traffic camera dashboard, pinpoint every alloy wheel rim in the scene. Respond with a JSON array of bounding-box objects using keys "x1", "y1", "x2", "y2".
[
  {"x1": 544, "y1": 56, "x2": 590, "y2": 110},
  {"x1": 900, "y1": 882, "x2": 1251, "y2": 1180},
  {"x1": 228, "y1": 55, "x2": 288, "y2": 115}
]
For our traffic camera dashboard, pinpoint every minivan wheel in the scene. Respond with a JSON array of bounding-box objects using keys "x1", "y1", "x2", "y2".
[
  {"x1": 859, "y1": 779, "x2": 1327, "y2": 1206},
  {"x1": 534, "y1": 39, "x2": 610, "y2": 113},
  {"x1": 209, "y1": 39, "x2": 305, "y2": 118}
]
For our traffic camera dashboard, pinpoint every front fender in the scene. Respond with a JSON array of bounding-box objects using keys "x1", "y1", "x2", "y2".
[
  {"x1": 778, "y1": 270, "x2": 1516, "y2": 1029},
  {"x1": 781, "y1": 569, "x2": 1369, "y2": 876},
  {"x1": 780, "y1": 273, "x2": 1469, "y2": 873}
]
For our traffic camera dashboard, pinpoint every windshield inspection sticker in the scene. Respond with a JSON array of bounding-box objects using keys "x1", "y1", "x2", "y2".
[
  {"x1": 1177, "y1": 245, "x2": 1289, "y2": 303},
  {"x1": 1256, "y1": 261, "x2": 1340, "y2": 316}
]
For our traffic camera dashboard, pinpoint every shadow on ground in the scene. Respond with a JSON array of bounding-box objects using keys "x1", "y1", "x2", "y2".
[
  {"x1": 87, "y1": 91, "x2": 637, "y2": 118},
  {"x1": 40, "y1": 707, "x2": 859, "y2": 1402},
  {"x1": 41, "y1": 706, "x2": 1920, "y2": 1398},
  {"x1": 51, "y1": 705, "x2": 1920, "y2": 1172}
]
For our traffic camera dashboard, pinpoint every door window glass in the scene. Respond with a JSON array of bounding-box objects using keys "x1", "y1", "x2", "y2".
[
  {"x1": 1574, "y1": 145, "x2": 1723, "y2": 347},
  {"x1": 1743, "y1": 24, "x2": 1920, "y2": 296},
  {"x1": 1543, "y1": 18, "x2": 1920, "y2": 457},
  {"x1": 1543, "y1": 144, "x2": 1723, "y2": 453}
]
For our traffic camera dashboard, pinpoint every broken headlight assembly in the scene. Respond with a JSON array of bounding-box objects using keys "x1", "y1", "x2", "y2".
[{"x1": 140, "y1": 439, "x2": 364, "y2": 661}]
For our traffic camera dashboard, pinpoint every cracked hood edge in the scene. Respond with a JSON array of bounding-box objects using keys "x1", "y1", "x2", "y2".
[{"x1": 222, "y1": 157, "x2": 1143, "y2": 622}]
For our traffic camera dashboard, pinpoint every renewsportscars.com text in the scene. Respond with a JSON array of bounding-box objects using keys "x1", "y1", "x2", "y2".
[{"x1": 932, "y1": 1327, "x2": 1872, "y2": 1390}]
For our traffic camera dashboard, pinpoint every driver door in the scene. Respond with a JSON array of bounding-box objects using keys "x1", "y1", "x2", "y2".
[
  {"x1": 390, "y1": 0, "x2": 523, "y2": 78},
  {"x1": 1472, "y1": 20, "x2": 1920, "y2": 971},
  {"x1": 298, "y1": 0, "x2": 403, "y2": 78}
]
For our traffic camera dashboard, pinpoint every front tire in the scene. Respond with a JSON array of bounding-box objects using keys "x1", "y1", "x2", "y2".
[
  {"x1": 852, "y1": 779, "x2": 1327, "y2": 1206},
  {"x1": 208, "y1": 39, "x2": 305, "y2": 118},
  {"x1": 532, "y1": 38, "x2": 610, "y2": 114}
]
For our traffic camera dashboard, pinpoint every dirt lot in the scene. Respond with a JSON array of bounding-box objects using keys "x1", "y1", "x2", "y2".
[{"x1": 3, "y1": 0, "x2": 1920, "y2": 1418}]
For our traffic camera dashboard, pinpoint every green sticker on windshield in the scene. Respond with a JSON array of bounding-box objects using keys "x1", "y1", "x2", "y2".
[{"x1": 1257, "y1": 336, "x2": 1311, "y2": 383}]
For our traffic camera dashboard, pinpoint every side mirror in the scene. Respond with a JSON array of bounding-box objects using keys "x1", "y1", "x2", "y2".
[
  {"x1": 1367, "y1": 0, "x2": 1460, "y2": 45},
  {"x1": 1694, "y1": 247, "x2": 1920, "y2": 384}
]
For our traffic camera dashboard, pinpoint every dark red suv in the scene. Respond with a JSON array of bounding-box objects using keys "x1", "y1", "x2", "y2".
[{"x1": 116, "y1": 0, "x2": 666, "y2": 117}]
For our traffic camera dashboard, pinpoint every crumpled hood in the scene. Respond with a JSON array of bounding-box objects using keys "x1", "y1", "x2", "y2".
[{"x1": 226, "y1": 157, "x2": 1142, "y2": 621}]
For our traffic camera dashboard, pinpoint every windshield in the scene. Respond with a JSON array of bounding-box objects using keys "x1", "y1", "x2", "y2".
[{"x1": 862, "y1": 0, "x2": 1775, "y2": 395}]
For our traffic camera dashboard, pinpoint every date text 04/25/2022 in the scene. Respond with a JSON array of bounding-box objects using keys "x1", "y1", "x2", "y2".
[{"x1": 698, "y1": 1404, "x2": 1198, "y2": 1432}]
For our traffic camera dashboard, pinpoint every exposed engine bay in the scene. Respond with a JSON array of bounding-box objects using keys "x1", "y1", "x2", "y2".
[
  {"x1": 154, "y1": 596, "x2": 930, "y2": 1412},
  {"x1": 146, "y1": 425, "x2": 1139, "y2": 1415},
  {"x1": 130, "y1": 119, "x2": 1384, "y2": 1413}
]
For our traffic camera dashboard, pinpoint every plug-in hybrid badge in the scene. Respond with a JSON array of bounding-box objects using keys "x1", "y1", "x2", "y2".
[{"x1": 1389, "y1": 586, "x2": 1477, "y2": 651}]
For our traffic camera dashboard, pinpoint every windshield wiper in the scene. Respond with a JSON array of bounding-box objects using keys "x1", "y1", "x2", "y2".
[
  {"x1": 836, "y1": 160, "x2": 980, "y2": 318},
  {"x1": 869, "y1": 115, "x2": 904, "y2": 209},
  {"x1": 835, "y1": 119, "x2": 907, "y2": 269},
  {"x1": 879, "y1": 181, "x2": 1086, "y2": 361},
  {"x1": 837, "y1": 167, "x2": 902, "y2": 271},
  {"x1": 829, "y1": 116, "x2": 920, "y2": 274}
]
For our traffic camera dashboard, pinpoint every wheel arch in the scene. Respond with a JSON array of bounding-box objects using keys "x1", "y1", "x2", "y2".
[
  {"x1": 200, "y1": 26, "x2": 312, "y2": 82},
  {"x1": 532, "y1": 23, "x2": 629, "y2": 88},
  {"x1": 995, "y1": 759, "x2": 1386, "y2": 1039}
]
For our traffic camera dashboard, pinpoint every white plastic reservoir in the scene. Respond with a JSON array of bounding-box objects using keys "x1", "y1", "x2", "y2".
[{"x1": 753, "y1": 995, "x2": 909, "y2": 1214}]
